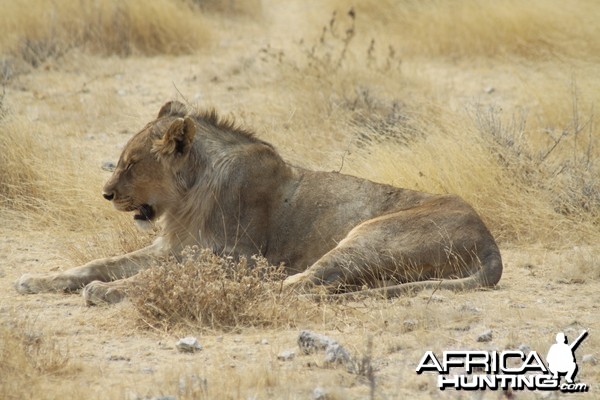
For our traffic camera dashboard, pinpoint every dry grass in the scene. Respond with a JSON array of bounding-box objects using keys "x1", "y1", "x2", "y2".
[
  {"x1": 0, "y1": 115, "x2": 118, "y2": 231},
  {"x1": 0, "y1": 0, "x2": 210, "y2": 69},
  {"x1": 0, "y1": 318, "x2": 74, "y2": 400},
  {"x1": 1, "y1": 0, "x2": 600, "y2": 398},
  {"x1": 193, "y1": 0, "x2": 262, "y2": 16},
  {"x1": 345, "y1": 0, "x2": 600, "y2": 61}
]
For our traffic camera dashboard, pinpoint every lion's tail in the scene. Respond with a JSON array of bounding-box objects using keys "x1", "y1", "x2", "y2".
[{"x1": 332, "y1": 248, "x2": 503, "y2": 300}]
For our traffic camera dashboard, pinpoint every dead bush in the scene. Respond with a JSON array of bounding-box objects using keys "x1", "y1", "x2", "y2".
[{"x1": 128, "y1": 247, "x2": 306, "y2": 331}]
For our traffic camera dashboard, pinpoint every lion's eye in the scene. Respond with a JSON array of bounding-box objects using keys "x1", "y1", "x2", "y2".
[{"x1": 124, "y1": 161, "x2": 135, "y2": 171}]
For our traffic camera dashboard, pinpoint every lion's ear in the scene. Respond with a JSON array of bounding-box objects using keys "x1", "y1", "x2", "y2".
[
  {"x1": 157, "y1": 101, "x2": 187, "y2": 118},
  {"x1": 153, "y1": 117, "x2": 196, "y2": 158}
]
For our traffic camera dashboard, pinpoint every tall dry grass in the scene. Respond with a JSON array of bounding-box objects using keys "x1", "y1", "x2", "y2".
[
  {"x1": 0, "y1": 116, "x2": 110, "y2": 229},
  {"x1": 344, "y1": 0, "x2": 600, "y2": 61},
  {"x1": 0, "y1": 319, "x2": 74, "y2": 400},
  {"x1": 0, "y1": 0, "x2": 210, "y2": 68}
]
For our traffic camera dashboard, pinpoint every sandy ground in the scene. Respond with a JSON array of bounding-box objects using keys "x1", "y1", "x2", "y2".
[{"x1": 1, "y1": 6, "x2": 599, "y2": 399}]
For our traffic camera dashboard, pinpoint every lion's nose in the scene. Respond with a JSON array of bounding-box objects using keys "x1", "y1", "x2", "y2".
[{"x1": 103, "y1": 192, "x2": 115, "y2": 201}]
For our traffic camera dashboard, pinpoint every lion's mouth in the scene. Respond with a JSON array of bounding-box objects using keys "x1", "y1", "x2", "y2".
[{"x1": 133, "y1": 204, "x2": 155, "y2": 221}]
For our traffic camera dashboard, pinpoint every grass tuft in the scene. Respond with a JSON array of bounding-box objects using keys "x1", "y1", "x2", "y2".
[{"x1": 0, "y1": 319, "x2": 73, "y2": 400}]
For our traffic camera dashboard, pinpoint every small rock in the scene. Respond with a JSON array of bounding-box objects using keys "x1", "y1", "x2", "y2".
[
  {"x1": 403, "y1": 319, "x2": 418, "y2": 332},
  {"x1": 459, "y1": 303, "x2": 481, "y2": 313},
  {"x1": 298, "y1": 330, "x2": 352, "y2": 366},
  {"x1": 477, "y1": 329, "x2": 493, "y2": 342},
  {"x1": 582, "y1": 354, "x2": 597, "y2": 365},
  {"x1": 484, "y1": 86, "x2": 495, "y2": 94},
  {"x1": 261, "y1": 338, "x2": 269, "y2": 345},
  {"x1": 298, "y1": 330, "x2": 339, "y2": 354},
  {"x1": 277, "y1": 350, "x2": 295, "y2": 361},
  {"x1": 313, "y1": 387, "x2": 329, "y2": 400},
  {"x1": 324, "y1": 343, "x2": 351, "y2": 365},
  {"x1": 101, "y1": 161, "x2": 116, "y2": 172},
  {"x1": 158, "y1": 341, "x2": 173, "y2": 350},
  {"x1": 176, "y1": 337, "x2": 202, "y2": 353},
  {"x1": 518, "y1": 344, "x2": 531, "y2": 353},
  {"x1": 510, "y1": 303, "x2": 526, "y2": 309},
  {"x1": 429, "y1": 294, "x2": 445, "y2": 303},
  {"x1": 108, "y1": 355, "x2": 130, "y2": 361}
]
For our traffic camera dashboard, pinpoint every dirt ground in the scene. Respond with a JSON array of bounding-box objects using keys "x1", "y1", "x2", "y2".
[{"x1": 1, "y1": 2, "x2": 599, "y2": 399}]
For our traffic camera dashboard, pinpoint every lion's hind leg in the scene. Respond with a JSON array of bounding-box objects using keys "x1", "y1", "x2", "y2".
[{"x1": 283, "y1": 199, "x2": 500, "y2": 298}]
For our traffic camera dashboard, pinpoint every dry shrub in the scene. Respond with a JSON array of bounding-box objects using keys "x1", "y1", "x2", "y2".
[
  {"x1": 129, "y1": 247, "x2": 307, "y2": 331},
  {"x1": 473, "y1": 103, "x2": 600, "y2": 227},
  {"x1": 0, "y1": 0, "x2": 210, "y2": 67}
]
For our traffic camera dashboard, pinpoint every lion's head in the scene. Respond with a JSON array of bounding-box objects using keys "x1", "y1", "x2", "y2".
[{"x1": 102, "y1": 101, "x2": 196, "y2": 229}]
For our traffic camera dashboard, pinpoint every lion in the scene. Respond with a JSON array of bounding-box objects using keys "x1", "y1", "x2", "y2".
[{"x1": 16, "y1": 101, "x2": 502, "y2": 304}]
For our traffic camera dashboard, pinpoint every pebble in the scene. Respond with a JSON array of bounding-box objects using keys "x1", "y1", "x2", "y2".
[
  {"x1": 101, "y1": 161, "x2": 116, "y2": 172},
  {"x1": 459, "y1": 303, "x2": 481, "y2": 313},
  {"x1": 403, "y1": 319, "x2": 418, "y2": 332},
  {"x1": 277, "y1": 350, "x2": 295, "y2": 361},
  {"x1": 176, "y1": 337, "x2": 202, "y2": 353},
  {"x1": 298, "y1": 330, "x2": 339, "y2": 354},
  {"x1": 518, "y1": 344, "x2": 531, "y2": 353},
  {"x1": 429, "y1": 294, "x2": 446, "y2": 303},
  {"x1": 313, "y1": 387, "x2": 329, "y2": 400},
  {"x1": 477, "y1": 329, "x2": 493, "y2": 342},
  {"x1": 297, "y1": 330, "x2": 352, "y2": 366},
  {"x1": 324, "y1": 343, "x2": 351, "y2": 365}
]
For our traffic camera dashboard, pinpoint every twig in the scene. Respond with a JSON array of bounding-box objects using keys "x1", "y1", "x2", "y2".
[{"x1": 426, "y1": 280, "x2": 444, "y2": 307}]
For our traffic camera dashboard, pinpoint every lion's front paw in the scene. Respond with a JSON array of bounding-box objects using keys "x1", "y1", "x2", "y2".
[
  {"x1": 83, "y1": 281, "x2": 126, "y2": 306},
  {"x1": 15, "y1": 273, "x2": 46, "y2": 294}
]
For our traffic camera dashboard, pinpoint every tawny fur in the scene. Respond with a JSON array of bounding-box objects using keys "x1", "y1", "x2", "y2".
[{"x1": 16, "y1": 101, "x2": 502, "y2": 304}]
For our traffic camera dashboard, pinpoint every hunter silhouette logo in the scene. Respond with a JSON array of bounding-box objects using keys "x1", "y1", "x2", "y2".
[
  {"x1": 416, "y1": 330, "x2": 590, "y2": 393},
  {"x1": 546, "y1": 330, "x2": 588, "y2": 384}
]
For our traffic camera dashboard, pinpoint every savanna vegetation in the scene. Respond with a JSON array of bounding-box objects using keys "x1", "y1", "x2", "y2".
[{"x1": 1, "y1": 0, "x2": 598, "y2": 398}]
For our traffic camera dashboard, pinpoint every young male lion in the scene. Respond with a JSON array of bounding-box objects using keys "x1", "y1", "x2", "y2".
[{"x1": 16, "y1": 101, "x2": 502, "y2": 304}]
